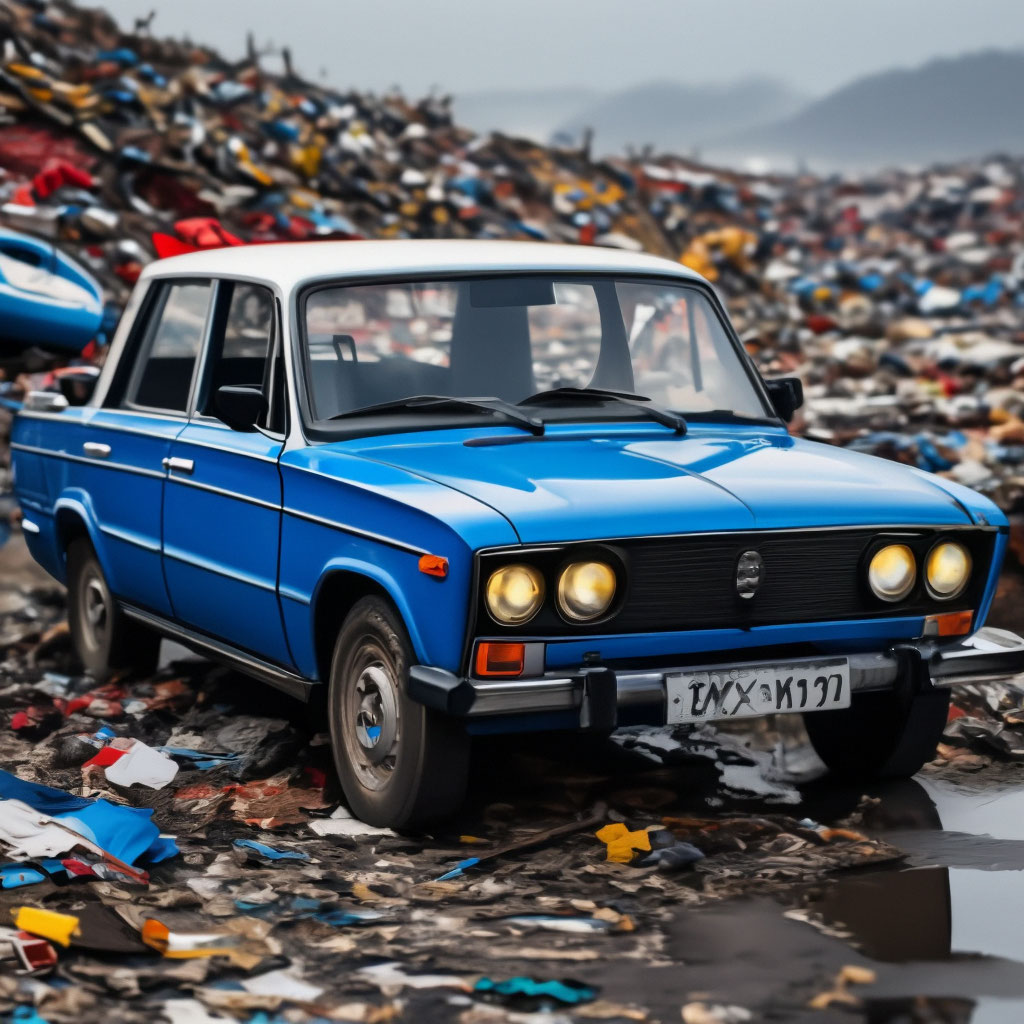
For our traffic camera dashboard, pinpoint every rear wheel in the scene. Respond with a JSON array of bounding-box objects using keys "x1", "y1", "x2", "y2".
[
  {"x1": 328, "y1": 596, "x2": 469, "y2": 828},
  {"x1": 803, "y1": 679, "x2": 950, "y2": 780},
  {"x1": 66, "y1": 538, "x2": 161, "y2": 681}
]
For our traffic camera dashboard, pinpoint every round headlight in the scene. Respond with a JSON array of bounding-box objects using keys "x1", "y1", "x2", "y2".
[
  {"x1": 868, "y1": 544, "x2": 917, "y2": 602},
  {"x1": 485, "y1": 564, "x2": 545, "y2": 625},
  {"x1": 926, "y1": 541, "x2": 971, "y2": 600},
  {"x1": 557, "y1": 561, "x2": 617, "y2": 622}
]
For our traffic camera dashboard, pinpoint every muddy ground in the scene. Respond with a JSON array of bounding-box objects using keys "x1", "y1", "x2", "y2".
[{"x1": 3, "y1": 531, "x2": 1024, "y2": 1024}]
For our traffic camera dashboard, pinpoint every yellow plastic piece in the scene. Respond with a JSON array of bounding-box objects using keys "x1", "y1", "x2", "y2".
[
  {"x1": 595, "y1": 823, "x2": 651, "y2": 863},
  {"x1": 13, "y1": 906, "x2": 80, "y2": 947}
]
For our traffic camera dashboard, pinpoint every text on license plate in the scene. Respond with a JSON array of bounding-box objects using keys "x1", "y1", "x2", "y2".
[{"x1": 665, "y1": 658, "x2": 851, "y2": 725}]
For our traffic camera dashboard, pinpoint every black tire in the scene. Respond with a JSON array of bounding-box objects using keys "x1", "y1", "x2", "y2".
[
  {"x1": 803, "y1": 680, "x2": 950, "y2": 780},
  {"x1": 66, "y1": 538, "x2": 161, "y2": 681},
  {"x1": 328, "y1": 596, "x2": 469, "y2": 828}
]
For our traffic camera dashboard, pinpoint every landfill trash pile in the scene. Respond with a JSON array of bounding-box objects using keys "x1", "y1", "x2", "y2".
[{"x1": 0, "y1": 0, "x2": 1021, "y2": 581}]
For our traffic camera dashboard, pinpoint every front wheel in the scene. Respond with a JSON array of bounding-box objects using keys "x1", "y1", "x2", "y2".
[
  {"x1": 328, "y1": 596, "x2": 469, "y2": 828},
  {"x1": 803, "y1": 681, "x2": 950, "y2": 780}
]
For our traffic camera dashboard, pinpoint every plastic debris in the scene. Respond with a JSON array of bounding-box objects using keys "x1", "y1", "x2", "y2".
[
  {"x1": 595, "y1": 822, "x2": 652, "y2": 863},
  {"x1": 808, "y1": 964, "x2": 878, "y2": 1010},
  {"x1": 141, "y1": 919, "x2": 241, "y2": 959},
  {"x1": 474, "y1": 976, "x2": 598, "y2": 1007},
  {"x1": 232, "y1": 838, "x2": 311, "y2": 864},
  {"x1": 0, "y1": 926, "x2": 57, "y2": 975},
  {"x1": 12, "y1": 906, "x2": 79, "y2": 947},
  {"x1": 102, "y1": 737, "x2": 180, "y2": 789}
]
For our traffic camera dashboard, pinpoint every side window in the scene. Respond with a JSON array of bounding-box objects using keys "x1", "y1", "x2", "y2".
[
  {"x1": 202, "y1": 282, "x2": 284, "y2": 434},
  {"x1": 127, "y1": 281, "x2": 212, "y2": 413}
]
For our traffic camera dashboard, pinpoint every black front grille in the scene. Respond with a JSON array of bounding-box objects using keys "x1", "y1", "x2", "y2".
[{"x1": 474, "y1": 527, "x2": 995, "y2": 637}]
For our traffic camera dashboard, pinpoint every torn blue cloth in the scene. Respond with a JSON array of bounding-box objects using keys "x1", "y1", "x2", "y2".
[{"x1": 0, "y1": 769, "x2": 177, "y2": 866}]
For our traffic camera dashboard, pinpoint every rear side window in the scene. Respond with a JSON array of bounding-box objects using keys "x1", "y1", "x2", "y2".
[{"x1": 127, "y1": 281, "x2": 212, "y2": 413}]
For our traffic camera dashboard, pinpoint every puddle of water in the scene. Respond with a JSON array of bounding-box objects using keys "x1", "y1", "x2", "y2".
[
  {"x1": 811, "y1": 866, "x2": 954, "y2": 962},
  {"x1": 917, "y1": 776, "x2": 1024, "y2": 843},
  {"x1": 970, "y1": 997, "x2": 1024, "y2": 1024},
  {"x1": 806, "y1": 773, "x2": 1024, "y2": 995},
  {"x1": 948, "y1": 868, "x2": 1024, "y2": 963}
]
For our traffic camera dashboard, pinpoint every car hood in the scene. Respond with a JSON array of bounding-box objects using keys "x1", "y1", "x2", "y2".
[{"x1": 336, "y1": 425, "x2": 977, "y2": 544}]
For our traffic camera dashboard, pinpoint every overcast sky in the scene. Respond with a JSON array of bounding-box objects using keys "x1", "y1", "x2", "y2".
[{"x1": 101, "y1": 0, "x2": 1024, "y2": 99}]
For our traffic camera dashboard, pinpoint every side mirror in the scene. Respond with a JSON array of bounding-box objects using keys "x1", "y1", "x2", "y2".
[
  {"x1": 765, "y1": 377, "x2": 804, "y2": 423},
  {"x1": 23, "y1": 390, "x2": 69, "y2": 413},
  {"x1": 215, "y1": 385, "x2": 266, "y2": 432},
  {"x1": 57, "y1": 370, "x2": 99, "y2": 407}
]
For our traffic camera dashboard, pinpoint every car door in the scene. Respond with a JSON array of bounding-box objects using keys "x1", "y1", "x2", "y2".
[
  {"x1": 74, "y1": 278, "x2": 213, "y2": 616},
  {"x1": 161, "y1": 279, "x2": 293, "y2": 667}
]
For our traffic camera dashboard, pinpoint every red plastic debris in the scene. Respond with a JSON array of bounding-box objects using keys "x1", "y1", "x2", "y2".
[
  {"x1": 33, "y1": 159, "x2": 95, "y2": 199},
  {"x1": 82, "y1": 746, "x2": 127, "y2": 769}
]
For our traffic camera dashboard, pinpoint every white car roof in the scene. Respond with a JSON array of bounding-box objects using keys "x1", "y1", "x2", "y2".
[{"x1": 140, "y1": 239, "x2": 705, "y2": 291}]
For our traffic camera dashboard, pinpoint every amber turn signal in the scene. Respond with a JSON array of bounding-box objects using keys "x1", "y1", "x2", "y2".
[
  {"x1": 475, "y1": 642, "x2": 525, "y2": 677},
  {"x1": 418, "y1": 554, "x2": 449, "y2": 578},
  {"x1": 924, "y1": 610, "x2": 974, "y2": 637}
]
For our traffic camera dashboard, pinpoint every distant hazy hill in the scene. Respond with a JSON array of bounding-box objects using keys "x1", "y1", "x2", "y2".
[
  {"x1": 555, "y1": 78, "x2": 805, "y2": 155},
  {"x1": 453, "y1": 79, "x2": 804, "y2": 153},
  {"x1": 453, "y1": 87, "x2": 600, "y2": 144},
  {"x1": 709, "y1": 49, "x2": 1024, "y2": 169}
]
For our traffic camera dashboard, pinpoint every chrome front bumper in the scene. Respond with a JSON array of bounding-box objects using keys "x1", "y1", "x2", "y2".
[{"x1": 408, "y1": 627, "x2": 1024, "y2": 722}]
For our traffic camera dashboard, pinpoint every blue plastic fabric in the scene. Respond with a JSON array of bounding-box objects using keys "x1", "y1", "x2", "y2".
[
  {"x1": 159, "y1": 747, "x2": 240, "y2": 771},
  {"x1": 233, "y1": 839, "x2": 310, "y2": 862},
  {"x1": 0, "y1": 769, "x2": 178, "y2": 866},
  {"x1": 0, "y1": 864, "x2": 46, "y2": 888}
]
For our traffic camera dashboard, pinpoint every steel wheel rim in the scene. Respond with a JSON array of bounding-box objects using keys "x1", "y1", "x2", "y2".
[
  {"x1": 81, "y1": 569, "x2": 109, "y2": 652},
  {"x1": 342, "y1": 640, "x2": 401, "y2": 791}
]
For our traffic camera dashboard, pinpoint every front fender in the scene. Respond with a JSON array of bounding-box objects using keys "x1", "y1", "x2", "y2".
[{"x1": 310, "y1": 555, "x2": 432, "y2": 664}]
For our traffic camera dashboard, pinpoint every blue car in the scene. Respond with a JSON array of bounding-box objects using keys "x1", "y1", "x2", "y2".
[{"x1": 11, "y1": 240, "x2": 1024, "y2": 826}]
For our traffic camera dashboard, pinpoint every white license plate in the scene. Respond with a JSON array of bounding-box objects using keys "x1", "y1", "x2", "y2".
[{"x1": 665, "y1": 658, "x2": 850, "y2": 725}]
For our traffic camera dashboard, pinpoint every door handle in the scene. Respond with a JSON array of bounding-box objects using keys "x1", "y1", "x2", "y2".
[
  {"x1": 162, "y1": 457, "x2": 194, "y2": 475},
  {"x1": 83, "y1": 442, "x2": 111, "y2": 459}
]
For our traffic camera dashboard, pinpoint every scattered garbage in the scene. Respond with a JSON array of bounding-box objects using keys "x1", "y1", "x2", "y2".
[{"x1": 808, "y1": 964, "x2": 878, "y2": 1010}]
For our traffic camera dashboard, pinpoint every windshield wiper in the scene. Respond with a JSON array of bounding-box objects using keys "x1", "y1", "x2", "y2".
[
  {"x1": 328, "y1": 395, "x2": 546, "y2": 435},
  {"x1": 519, "y1": 387, "x2": 687, "y2": 435}
]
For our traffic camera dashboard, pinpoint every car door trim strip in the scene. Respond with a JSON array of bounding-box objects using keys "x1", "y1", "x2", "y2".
[
  {"x1": 166, "y1": 474, "x2": 280, "y2": 510},
  {"x1": 282, "y1": 506, "x2": 429, "y2": 556},
  {"x1": 163, "y1": 543, "x2": 278, "y2": 592},
  {"x1": 10, "y1": 442, "x2": 165, "y2": 479},
  {"x1": 99, "y1": 522, "x2": 162, "y2": 553}
]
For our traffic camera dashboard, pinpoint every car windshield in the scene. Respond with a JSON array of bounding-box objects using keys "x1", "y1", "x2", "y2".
[{"x1": 300, "y1": 274, "x2": 772, "y2": 427}]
